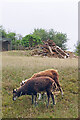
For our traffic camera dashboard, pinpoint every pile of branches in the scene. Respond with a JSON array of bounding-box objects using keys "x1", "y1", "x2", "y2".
[{"x1": 32, "y1": 39, "x2": 69, "y2": 58}]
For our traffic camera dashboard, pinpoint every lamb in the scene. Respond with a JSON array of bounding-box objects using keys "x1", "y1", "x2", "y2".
[
  {"x1": 13, "y1": 76, "x2": 56, "y2": 107},
  {"x1": 20, "y1": 69, "x2": 63, "y2": 96}
]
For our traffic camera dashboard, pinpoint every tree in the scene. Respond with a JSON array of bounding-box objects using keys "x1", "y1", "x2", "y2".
[
  {"x1": 47, "y1": 29, "x2": 67, "y2": 50},
  {"x1": 0, "y1": 26, "x2": 68, "y2": 50},
  {"x1": 7, "y1": 32, "x2": 17, "y2": 47},
  {"x1": 32, "y1": 28, "x2": 68, "y2": 50},
  {"x1": 33, "y1": 28, "x2": 48, "y2": 41},
  {"x1": 21, "y1": 34, "x2": 42, "y2": 47},
  {"x1": 7, "y1": 32, "x2": 16, "y2": 40},
  {"x1": 0, "y1": 26, "x2": 7, "y2": 38},
  {"x1": 47, "y1": 29, "x2": 55, "y2": 40},
  {"x1": 54, "y1": 32, "x2": 67, "y2": 50}
]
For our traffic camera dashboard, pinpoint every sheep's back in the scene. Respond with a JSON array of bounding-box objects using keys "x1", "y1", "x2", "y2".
[
  {"x1": 31, "y1": 69, "x2": 58, "y2": 80},
  {"x1": 24, "y1": 76, "x2": 54, "y2": 93}
]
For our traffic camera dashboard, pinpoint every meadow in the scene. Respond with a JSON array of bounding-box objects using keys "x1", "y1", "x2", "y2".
[{"x1": 2, "y1": 51, "x2": 78, "y2": 118}]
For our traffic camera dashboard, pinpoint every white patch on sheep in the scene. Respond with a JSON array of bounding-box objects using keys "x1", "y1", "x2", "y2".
[
  {"x1": 38, "y1": 93, "x2": 41, "y2": 100},
  {"x1": 13, "y1": 96, "x2": 17, "y2": 101},
  {"x1": 20, "y1": 79, "x2": 28, "y2": 86}
]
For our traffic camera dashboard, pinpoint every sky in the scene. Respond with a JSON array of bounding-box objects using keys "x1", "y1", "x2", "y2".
[{"x1": 0, "y1": 0, "x2": 79, "y2": 51}]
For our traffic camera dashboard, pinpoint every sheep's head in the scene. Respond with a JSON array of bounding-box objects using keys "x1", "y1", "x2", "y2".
[
  {"x1": 13, "y1": 89, "x2": 23, "y2": 101},
  {"x1": 13, "y1": 89, "x2": 18, "y2": 101}
]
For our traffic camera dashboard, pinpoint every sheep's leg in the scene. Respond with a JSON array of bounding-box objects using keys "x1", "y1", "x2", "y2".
[
  {"x1": 51, "y1": 92, "x2": 55, "y2": 105},
  {"x1": 32, "y1": 94, "x2": 34, "y2": 104},
  {"x1": 41, "y1": 93, "x2": 45, "y2": 103},
  {"x1": 38, "y1": 93, "x2": 41, "y2": 100},
  {"x1": 46, "y1": 91, "x2": 50, "y2": 108},
  {"x1": 56, "y1": 83, "x2": 64, "y2": 97},
  {"x1": 42, "y1": 93, "x2": 44, "y2": 100},
  {"x1": 44, "y1": 93, "x2": 47, "y2": 102},
  {"x1": 34, "y1": 94, "x2": 37, "y2": 106},
  {"x1": 59, "y1": 87, "x2": 64, "y2": 97}
]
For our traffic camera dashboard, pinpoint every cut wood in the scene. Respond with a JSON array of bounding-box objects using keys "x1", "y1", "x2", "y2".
[
  {"x1": 48, "y1": 46, "x2": 54, "y2": 54},
  {"x1": 31, "y1": 39, "x2": 77, "y2": 58}
]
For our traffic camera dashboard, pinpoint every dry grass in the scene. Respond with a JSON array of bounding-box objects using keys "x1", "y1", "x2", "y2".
[{"x1": 2, "y1": 51, "x2": 78, "y2": 118}]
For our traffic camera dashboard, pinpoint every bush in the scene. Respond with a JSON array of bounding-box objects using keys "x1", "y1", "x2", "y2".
[{"x1": 21, "y1": 34, "x2": 42, "y2": 47}]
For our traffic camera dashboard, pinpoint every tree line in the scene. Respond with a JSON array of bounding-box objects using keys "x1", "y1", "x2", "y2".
[{"x1": 0, "y1": 25, "x2": 79, "y2": 53}]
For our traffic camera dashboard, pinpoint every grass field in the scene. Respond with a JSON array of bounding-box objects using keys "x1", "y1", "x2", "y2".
[{"x1": 2, "y1": 51, "x2": 78, "y2": 118}]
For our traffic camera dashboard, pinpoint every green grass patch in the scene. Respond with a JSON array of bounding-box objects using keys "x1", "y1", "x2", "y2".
[{"x1": 2, "y1": 51, "x2": 78, "y2": 118}]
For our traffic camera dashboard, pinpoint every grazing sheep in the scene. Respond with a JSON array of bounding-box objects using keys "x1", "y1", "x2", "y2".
[
  {"x1": 31, "y1": 69, "x2": 63, "y2": 96},
  {"x1": 13, "y1": 76, "x2": 56, "y2": 107},
  {"x1": 20, "y1": 79, "x2": 46, "y2": 100},
  {"x1": 21, "y1": 69, "x2": 63, "y2": 96},
  {"x1": 20, "y1": 77, "x2": 57, "y2": 100}
]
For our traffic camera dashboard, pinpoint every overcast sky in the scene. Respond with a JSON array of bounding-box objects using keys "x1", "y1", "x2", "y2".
[{"x1": 0, "y1": 0, "x2": 79, "y2": 51}]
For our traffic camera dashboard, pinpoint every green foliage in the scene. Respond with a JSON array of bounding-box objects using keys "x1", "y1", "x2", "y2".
[
  {"x1": 0, "y1": 25, "x2": 7, "y2": 38},
  {"x1": 15, "y1": 40, "x2": 22, "y2": 46},
  {"x1": 0, "y1": 26, "x2": 23, "y2": 48},
  {"x1": 6, "y1": 32, "x2": 17, "y2": 47},
  {"x1": 33, "y1": 28, "x2": 48, "y2": 41},
  {"x1": 22, "y1": 34, "x2": 42, "y2": 47},
  {"x1": 7, "y1": 32, "x2": 16, "y2": 41},
  {"x1": 54, "y1": 33, "x2": 67, "y2": 50},
  {"x1": 0, "y1": 25, "x2": 68, "y2": 50},
  {"x1": 32, "y1": 28, "x2": 68, "y2": 50}
]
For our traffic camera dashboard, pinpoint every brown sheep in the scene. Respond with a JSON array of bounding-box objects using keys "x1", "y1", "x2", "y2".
[
  {"x1": 13, "y1": 76, "x2": 56, "y2": 107},
  {"x1": 31, "y1": 69, "x2": 63, "y2": 96},
  {"x1": 22, "y1": 69, "x2": 63, "y2": 96}
]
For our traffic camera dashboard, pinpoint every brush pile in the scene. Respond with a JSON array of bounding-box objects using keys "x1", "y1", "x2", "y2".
[{"x1": 32, "y1": 39, "x2": 70, "y2": 58}]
